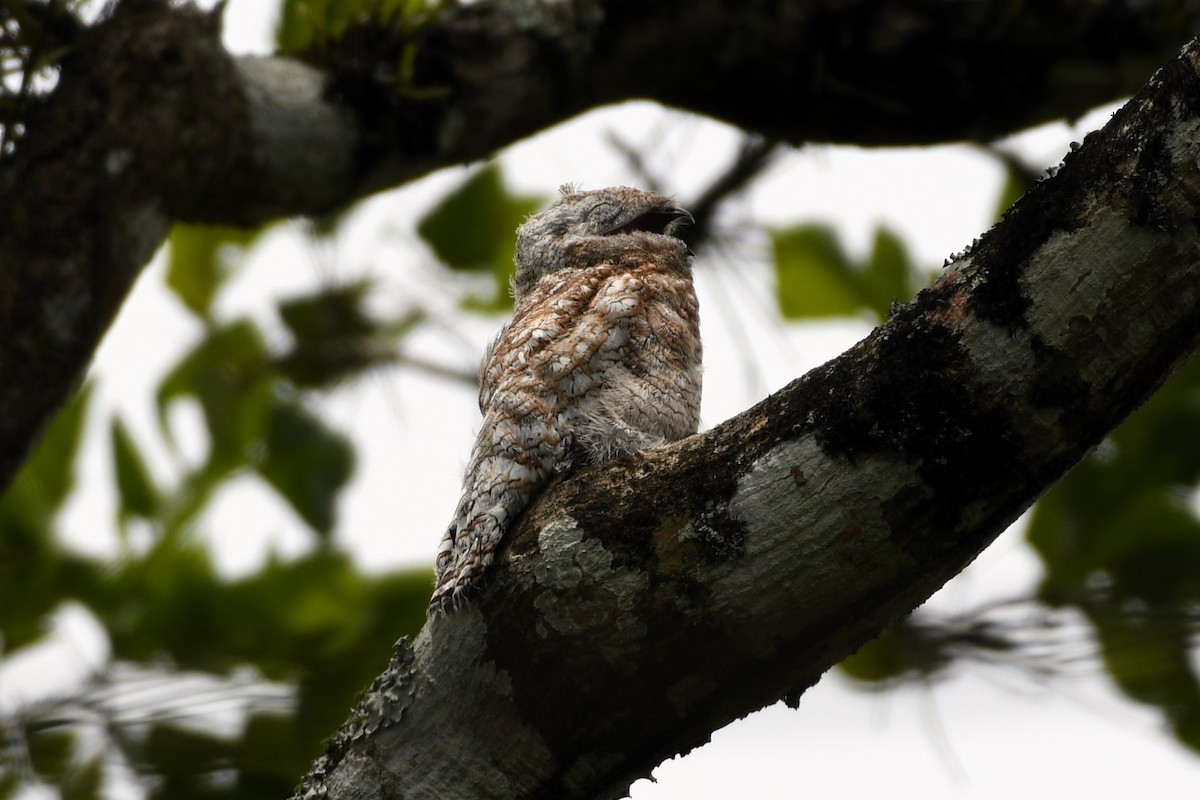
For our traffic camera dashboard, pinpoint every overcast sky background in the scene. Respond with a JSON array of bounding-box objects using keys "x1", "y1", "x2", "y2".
[{"x1": 18, "y1": 2, "x2": 1200, "y2": 797}]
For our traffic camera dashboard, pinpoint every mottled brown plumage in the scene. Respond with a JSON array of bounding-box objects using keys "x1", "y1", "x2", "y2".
[{"x1": 431, "y1": 186, "x2": 703, "y2": 612}]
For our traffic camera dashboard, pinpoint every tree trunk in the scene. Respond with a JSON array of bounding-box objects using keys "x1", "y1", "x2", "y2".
[{"x1": 292, "y1": 38, "x2": 1200, "y2": 800}]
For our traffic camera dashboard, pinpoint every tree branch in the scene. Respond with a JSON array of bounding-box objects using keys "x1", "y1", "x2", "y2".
[
  {"x1": 294, "y1": 37, "x2": 1200, "y2": 800},
  {"x1": 0, "y1": 1, "x2": 236, "y2": 490}
]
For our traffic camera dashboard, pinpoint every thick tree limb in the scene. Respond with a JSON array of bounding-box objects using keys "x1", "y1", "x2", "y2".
[
  {"x1": 295, "y1": 38, "x2": 1200, "y2": 800},
  {"x1": 1, "y1": 0, "x2": 1197, "y2": 493},
  {"x1": 0, "y1": 3, "x2": 233, "y2": 490}
]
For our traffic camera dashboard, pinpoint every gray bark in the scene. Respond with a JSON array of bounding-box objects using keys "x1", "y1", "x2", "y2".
[{"x1": 294, "y1": 38, "x2": 1200, "y2": 800}]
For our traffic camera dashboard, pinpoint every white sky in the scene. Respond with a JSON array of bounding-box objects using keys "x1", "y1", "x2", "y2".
[{"x1": 16, "y1": 2, "x2": 1200, "y2": 798}]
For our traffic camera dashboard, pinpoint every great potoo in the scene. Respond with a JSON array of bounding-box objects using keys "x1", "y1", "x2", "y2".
[{"x1": 431, "y1": 185, "x2": 703, "y2": 612}]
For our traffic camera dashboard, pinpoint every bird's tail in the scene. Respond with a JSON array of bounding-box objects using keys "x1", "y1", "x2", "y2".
[{"x1": 429, "y1": 507, "x2": 512, "y2": 613}]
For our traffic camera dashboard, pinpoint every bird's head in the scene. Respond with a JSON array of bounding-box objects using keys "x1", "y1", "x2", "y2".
[{"x1": 512, "y1": 185, "x2": 693, "y2": 300}]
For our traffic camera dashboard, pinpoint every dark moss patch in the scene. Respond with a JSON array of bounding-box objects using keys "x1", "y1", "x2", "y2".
[
  {"x1": 301, "y1": 17, "x2": 446, "y2": 179},
  {"x1": 813, "y1": 310, "x2": 1017, "y2": 500},
  {"x1": 1028, "y1": 333, "x2": 1095, "y2": 439},
  {"x1": 301, "y1": 4, "x2": 582, "y2": 186}
]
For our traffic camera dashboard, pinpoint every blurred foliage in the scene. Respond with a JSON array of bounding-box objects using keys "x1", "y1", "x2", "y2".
[
  {"x1": 277, "y1": 0, "x2": 438, "y2": 52},
  {"x1": 165, "y1": 225, "x2": 263, "y2": 320},
  {"x1": 417, "y1": 164, "x2": 545, "y2": 310},
  {"x1": 840, "y1": 621, "x2": 949, "y2": 686},
  {"x1": 1026, "y1": 353, "x2": 1200, "y2": 751},
  {"x1": 0, "y1": 213, "x2": 431, "y2": 796},
  {"x1": 275, "y1": 280, "x2": 424, "y2": 388},
  {"x1": 772, "y1": 224, "x2": 920, "y2": 321},
  {"x1": 0, "y1": 383, "x2": 92, "y2": 650}
]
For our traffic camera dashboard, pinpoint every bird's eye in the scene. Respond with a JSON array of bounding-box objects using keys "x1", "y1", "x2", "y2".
[{"x1": 587, "y1": 201, "x2": 615, "y2": 221}]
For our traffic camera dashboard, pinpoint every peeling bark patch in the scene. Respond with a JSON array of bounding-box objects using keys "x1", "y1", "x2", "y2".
[
  {"x1": 511, "y1": 442, "x2": 747, "y2": 582},
  {"x1": 532, "y1": 516, "x2": 589, "y2": 591},
  {"x1": 353, "y1": 614, "x2": 560, "y2": 800},
  {"x1": 791, "y1": 465, "x2": 807, "y2": 487},
  {"x1": 531, "y1": 517, "x2": 649, "y2": 654},
  {"x1": 1124, "y1": 131, "x2": 1176, "y2": 232}
]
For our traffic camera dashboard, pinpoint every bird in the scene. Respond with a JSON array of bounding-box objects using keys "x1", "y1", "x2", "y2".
[{"x1": 430, "y1": 185, "x2": 703, "y2": 612}]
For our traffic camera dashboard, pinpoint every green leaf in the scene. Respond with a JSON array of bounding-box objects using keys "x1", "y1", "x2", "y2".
[
  {"x1": 142, "y1": 724, "x2": 234, "y2": 777},
  {"x1": 156, "y1": 320, "x2": 273, "y2": 461},
  {"x1": 772, "y1": 224, "x2": 863, "y2": 318},
  {"x1": 280, "y1": 281, "x2": 375, "y2": 347},
  {"x1": 59, "y1": 756, "x2": 104, "y2": 800},
  {"x1": 0, "y1": 383, "x2": 92, "y2": 539},
  {"x1": 1029, "y1": 356, "x2": 1200, "y2": 598},
  {"x1": 839, "y1": 628, "x2": 917, "y2": 686},
  {"x1": 277, "y1": 0, "x2": 441, "y2": 52},
  {"x1": 838, "y1": 621, "x2": 949, "y2": 686},
  {"x1": 277, "y1": 0, "x2": 323, "y2": 52},
  {"x1": 105, "y1": 533, "x2": 221, "y2": 664},
  {"x1": 216, "y1": 551, "x2": 428, "y2": 676},
  {"x1": 27, "y1": 728, "x2": 78, "y2": 786},
  {"x1": 1096, "y1": 493, "x2": 1200, "y2": 599},
  {"x1": 111, "y1": 416, "x2": 160, "y2": 523},
  {"x1": 417, "y1": 164, "x2": 544, "y2": 307},
  {"x1": 257, "y1": 401, "x2": 355, "y2": 536},
  {"x1": 864, "y1": 227, "x2": 914, "y2": 318},
  {"x1": 1091, "y1": 606, "x2": 1200, "y2": 753},
  {"x1": 993, "y1": 159, "x2": 1033, "y2": 222},
  {"x1": 165, "y1": 224, "x2": 261, "y2": 319},
  {"x1": 237, "y1": 713, "x2": 313, "y2": 791},
  {"x1": 279, "y1": 0, "x2": 343, "y2": 52},
  {"x1": 0, "y1": 766, "x2": 18, "y2": 800},
  {"x1": 276, "y1": 283, "x2": 424, "y2": 388},
  {"x1": 772, "y1": 224, "x2": 920, "y2": 321}
]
